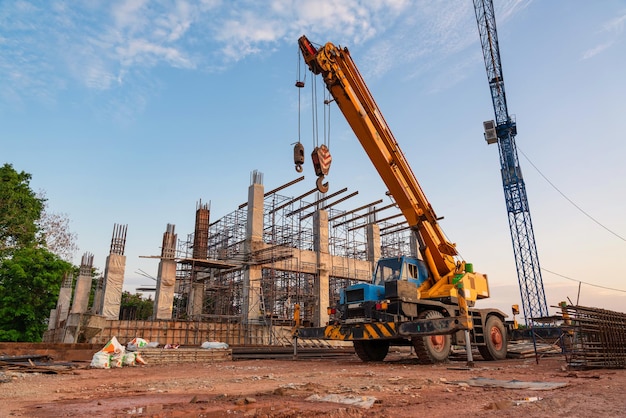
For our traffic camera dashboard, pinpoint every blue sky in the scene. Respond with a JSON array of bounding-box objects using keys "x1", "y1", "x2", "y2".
[{"x1": 2, "y1": 0, "x2": 625, "y2": 316}]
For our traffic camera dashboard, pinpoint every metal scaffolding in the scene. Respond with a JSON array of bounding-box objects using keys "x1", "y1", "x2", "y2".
[{"x1": 173, "y1": 176, "x2": 413, "y2": 326}]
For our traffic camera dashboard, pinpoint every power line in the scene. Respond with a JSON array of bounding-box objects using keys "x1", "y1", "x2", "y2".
[
  {"x1": 542, "y1": 267, "x2": 626, "y2": 293},
  {"x1": 518, "y1": 147, "x2": 626, "y2": 242}
]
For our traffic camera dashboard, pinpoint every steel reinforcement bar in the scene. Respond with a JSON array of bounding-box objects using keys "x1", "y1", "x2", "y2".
[{"x1": 559, "y1": 304, "x2": 626, "y2": 369}]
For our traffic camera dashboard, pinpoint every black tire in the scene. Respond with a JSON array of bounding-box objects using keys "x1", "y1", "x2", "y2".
[
  {"x1": 478, "y1": 315, "x2": 507, "y2": 360},
  {"x1": 353, "y1": 340, "x2": 390, "y2": 362},
  {"x1": 412, "y1": 310, "x2": 451, "y2": 364}
]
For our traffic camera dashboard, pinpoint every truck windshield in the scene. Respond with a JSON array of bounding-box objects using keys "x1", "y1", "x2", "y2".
[{"x1": 373, "y1": 259, "x2": 403, "y2": 285}]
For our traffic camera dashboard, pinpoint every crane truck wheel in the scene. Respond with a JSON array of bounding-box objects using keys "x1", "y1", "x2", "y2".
[
  {"x1": 477, "y1": 315, "x2": 507, "y2": 360},
  {"x1": 353, "y1": 340, "x2": 390, "y2": 362},
  {"x1": 412, "y1": 310, "x2": 451, "y2": 364}
]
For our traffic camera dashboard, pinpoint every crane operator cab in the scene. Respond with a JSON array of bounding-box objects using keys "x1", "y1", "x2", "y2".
[{"x1": 373, "y1": 256, "x2": 428, "y2": 288}]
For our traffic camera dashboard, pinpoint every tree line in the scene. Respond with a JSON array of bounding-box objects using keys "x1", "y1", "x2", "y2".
[{"x1": 0, "y1": 163, "x2": 152, "y2": 342}]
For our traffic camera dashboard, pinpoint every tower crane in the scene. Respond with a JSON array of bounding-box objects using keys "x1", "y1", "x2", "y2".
[{"x1": 473, "y1": 0, "x2": 548, "y2": 324}]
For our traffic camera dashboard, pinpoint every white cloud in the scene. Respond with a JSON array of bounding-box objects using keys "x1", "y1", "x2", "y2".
[
  {"x1": 581, "y1": 11, "x2": 626, "y2": 60},
  {"x1": 604, "y1": 12, "x2": 626, "y2": 33},
  {"x1": 0, "y1": 0, "x2": 532, "y2": 112},
  {"x1": 112, "y1": 0, "x2": 149, "y2": 31},
  {"x1": 117, "y1": 38, "x2": 194, "y2": 68},
  {"x1": 582, "y1": 42, "x2": 612, "y2": 60}
]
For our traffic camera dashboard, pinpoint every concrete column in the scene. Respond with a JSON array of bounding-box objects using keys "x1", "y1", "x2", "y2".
[
  {"x1": 155, "y1": 260, "x2": 176, "y2": 319},
  {"x1": 52, "y1": 272, "x2": 73, "y2": 328},
  {"x1": 243, "y1": 176, "x2": 264, "y2": 324},
  {"x1": 154, "y1": 224, "x2": 177, "y2": 320},
  {"x1": 47, "y1": 309, "x2": 58, "y2": 331},
  {"x1": 91, "y1": 276, "x2": 104, "y2": 314},
  {"x1": 187, "y1": 282, "x2": 204, "y2": 319},
  {"x1": 409, "y1": 232, "x2": 420, "y2": 258},
  {"x1": 101, "y1": 253, "x2": 126, "y2": 320},
  {"x1": 366, "y1": 223, "x2": 381, "y2": 266},
  {"x1": 56, "y1": 287, "x2": 72, "y2": 323},
  {"x1": 71, "y1": 253, "x2": 94, "y2": 314},
  {"x1": 313, "y1": 209, "x2": 330, "y2": 327}
]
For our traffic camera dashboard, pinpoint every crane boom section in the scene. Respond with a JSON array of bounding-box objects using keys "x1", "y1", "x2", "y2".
[
  {"x1": 298, "y1": 36, "x2": 485, "y2": 295},
  {"x1": 473, "y1": 0, "x2": 548, "y2": 322}
]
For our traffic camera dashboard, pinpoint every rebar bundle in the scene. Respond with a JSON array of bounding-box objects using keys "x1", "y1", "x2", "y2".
[{"x1": 560, "y1": 304, "x2": 626, "y2": 369}]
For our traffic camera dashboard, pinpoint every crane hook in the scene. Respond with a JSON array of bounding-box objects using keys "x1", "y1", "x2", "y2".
[
  {"x1": 293, "y1": 142, "x2": 305, "y2": 173},
  {"x1": 316, "y1": 176, "x2": 329, "y2": 193}
]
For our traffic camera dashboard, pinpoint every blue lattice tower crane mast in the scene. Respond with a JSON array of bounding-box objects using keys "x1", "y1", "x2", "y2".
[{"x1": 473, "y1": 0, "x2": 548, "y2": 324}]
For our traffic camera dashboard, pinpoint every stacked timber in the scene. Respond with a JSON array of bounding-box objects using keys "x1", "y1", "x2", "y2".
[{"x1": 138, "y1": 348, "x2": 231, "y2": 365}]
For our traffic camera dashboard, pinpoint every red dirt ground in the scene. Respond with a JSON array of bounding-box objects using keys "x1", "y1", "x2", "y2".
[{"x1": 1, "y1": 350, "x2": 625, "y2": 417}]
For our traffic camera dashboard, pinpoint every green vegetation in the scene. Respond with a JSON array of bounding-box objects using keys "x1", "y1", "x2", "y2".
[
  {"x1": 0, "y1": 163, "x2": 74, "y2": 341},
  {"x1": 0, "y1": 247, "x2": 72, "y2": 341},
  {"x1": 120, "y1": 291, "x2": 154, "y2": 320}
]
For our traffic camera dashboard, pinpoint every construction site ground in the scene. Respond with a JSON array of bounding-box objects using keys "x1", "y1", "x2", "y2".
[{"x1": 1, "y1": 348, "x2": 625, "y2": 417}]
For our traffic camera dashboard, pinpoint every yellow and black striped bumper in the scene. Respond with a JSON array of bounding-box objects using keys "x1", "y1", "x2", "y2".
[{"x1": 297, "y1": 322, "x2": 398, "y2": 340}]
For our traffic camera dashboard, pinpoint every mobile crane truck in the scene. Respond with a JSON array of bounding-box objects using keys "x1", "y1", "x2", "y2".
[{"x1": 295, "y1": 35, "x2": 508, "y2": 364}]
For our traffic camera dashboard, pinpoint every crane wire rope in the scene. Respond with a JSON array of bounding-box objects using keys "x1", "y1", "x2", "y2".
[
  {"x1": 310, "y1": 72, "x2": 319, "y2": 148},
  {"x1": 518, "y1": 146, "x2": 626, "y2": 243},
  {"x1": 295, "y1": 49, "x2": 306, "y2": 144},
  {"x1": 324, "y1": 89, "x2": 331, "y2": 150}
]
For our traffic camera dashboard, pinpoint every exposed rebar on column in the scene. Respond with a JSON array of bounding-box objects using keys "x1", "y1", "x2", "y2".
[
  {"x1": 80, "y1": 252, "x2": 94, "y2": 275},
  {"x1": 110, "y1": 224, "x2": 127, "y2": 255},
  {"x1": 193, "y1": 201, "x2": 210, "y2": 260},
  {"x1": 162, "y1": 223, "x2": 177, "y2": 259}
]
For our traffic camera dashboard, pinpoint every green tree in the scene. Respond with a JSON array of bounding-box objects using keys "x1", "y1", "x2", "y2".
[
  {"x1": 120, "y1": 291, "x2": 154, "y2": 320},
  {"x1": 0, "y1": 163, "x2": 45, "y2": 253},
  {"x1": 0, "y1": 163, "x2": 76, "y2": 341},
  {"x1": 0, "y1": 247, "x2": 72, "y2": 341}
]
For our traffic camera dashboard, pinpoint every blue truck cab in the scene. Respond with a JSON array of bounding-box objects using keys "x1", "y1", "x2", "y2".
[{"x1": 337, "y1": 256, "x2": 429, "y2": 322}]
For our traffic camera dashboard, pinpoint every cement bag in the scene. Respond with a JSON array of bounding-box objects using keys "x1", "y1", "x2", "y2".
[
  {"x1": 110, "y1": 349, "x2": 126, "y2": 368},
  {"x1": 90, "y1": 351, "x2": 111, "y2": 369},
  {"x1": 127, "y1": 337, "x2": 149, "y2": 351},
  {"x1": 201, "y1": 341, "x2": 229, "y2": 349},
  {"x1": 101, "y1": 336, "x2": 124, "y2": 354},
  {"x1": 122, "y1": 352, "x2": 137, "y2": 367},
  {"x1": 135, "y1": 352, "x2": 147, "y2": 365}
]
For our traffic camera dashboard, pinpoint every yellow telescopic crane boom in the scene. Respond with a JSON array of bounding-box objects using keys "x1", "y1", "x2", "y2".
[{"x1": 298, "y1": 36, "x2": 490, "y2": 325}]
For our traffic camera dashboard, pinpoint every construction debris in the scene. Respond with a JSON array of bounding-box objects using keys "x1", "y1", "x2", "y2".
[
  {"x1": 506, "y1": 341, "x2": 562, "y2": 358},
  {"x1": 447, "y1": 377, "x2": 568, "y2": 390},
  {"x1": 0, "y1": 354, "x2": 80, "y2": 375}
]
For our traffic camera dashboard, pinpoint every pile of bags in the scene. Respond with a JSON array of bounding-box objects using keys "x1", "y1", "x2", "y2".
[{"x1": 90, "y1": 336, "x2": 148, "y2": 369}]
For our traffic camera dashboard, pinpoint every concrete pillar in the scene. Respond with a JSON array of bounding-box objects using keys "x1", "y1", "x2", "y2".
[
  {"x1": 409, "y1": 232, "x2": 420, "y2": 258},
  {"x1": 101, "y1": 253, "x2": 126, "y2": 319},
  {"x1": 70, "y1": 253, "x2": 94, "y2": 314},
  {"x1": 51, "y1": 272, "x2": 73, "y2": 328},
  {"x1": 154, "y1": 224, "x2": 177, "y2": 320},
  {"x1": 91, "y1": 276, "x2": 104, "y2": 314},
  {"x1": 187, "y1": 282, "x2": 205, "y2": 319},
  {"x1": 313, "y1": 210, "x2": 330, "y2": 327},
  {"x1": 243, "y1": 173, "x2": 264, "y2": 324},
  {"x1": 47, "y1": 309, "x2": 58, "y2": 331},
  {"x1": 101, "y1": 224, "x2": 128, "y2": 320},
  {"x1": 56, "y1": 287, "x2": 72, "y2": 323},
  {"x1": 366, "y1": 223, "x2": 381, "y2": 265}
]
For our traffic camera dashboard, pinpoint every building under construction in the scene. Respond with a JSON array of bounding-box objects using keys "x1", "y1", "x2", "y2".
[{"x1": 46, "y1": 171, "x2": 417, "y2": 346}]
